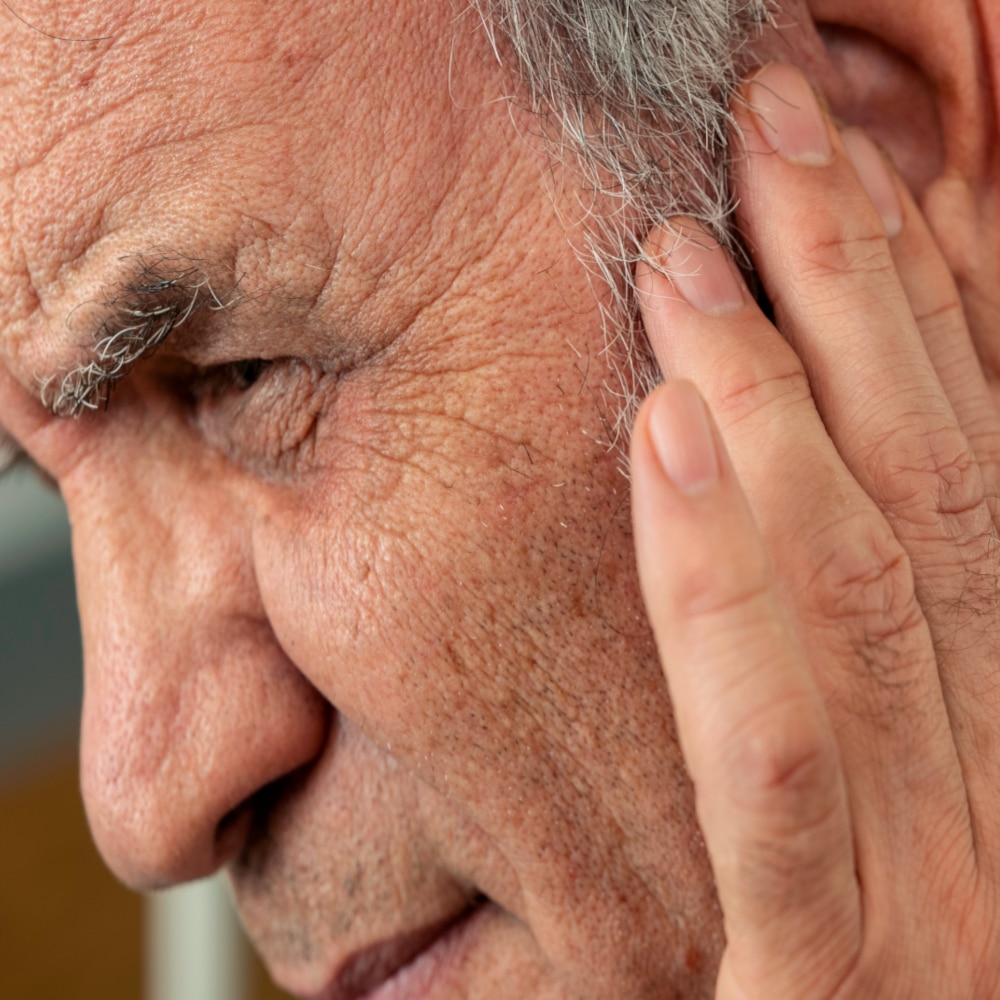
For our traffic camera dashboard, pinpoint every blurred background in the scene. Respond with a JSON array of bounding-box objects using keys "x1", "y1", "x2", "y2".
[{"x1": 0, "y1": 467, "x2": 290, "y2": 999}]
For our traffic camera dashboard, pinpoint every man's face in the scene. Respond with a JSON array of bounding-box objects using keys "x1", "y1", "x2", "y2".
[{"x1": 0, "y1": 1, "x2": 725, "y2": 996}]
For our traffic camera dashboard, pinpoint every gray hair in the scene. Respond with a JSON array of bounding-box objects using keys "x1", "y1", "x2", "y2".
[{"x1": 473, "y1": 0, "x2": 774, "y2": 445}]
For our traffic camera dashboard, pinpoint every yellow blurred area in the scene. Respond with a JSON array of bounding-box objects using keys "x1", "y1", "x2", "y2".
[{"x1": 0, "y1": 750, "x2": 291, "y2": 999}]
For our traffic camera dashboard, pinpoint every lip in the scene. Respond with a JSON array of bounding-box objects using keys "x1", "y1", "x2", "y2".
[{"x1": 308, "y1": 898, "x2": 491, "y2": 1000}]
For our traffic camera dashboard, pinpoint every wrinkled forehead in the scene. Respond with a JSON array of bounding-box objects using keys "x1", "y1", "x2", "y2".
[
  {"x1": 0, "y1": 3, "x2": 130, "y2": 346},
  {"x1": 0, "y1": 0, "x2": 356, "y2": 184},
  {"x1": 1, "y1": 2, "x2": 280, "y2": 362},
  {"x1": 0, "y1": 0, "x2": 463, "y2": 386}
]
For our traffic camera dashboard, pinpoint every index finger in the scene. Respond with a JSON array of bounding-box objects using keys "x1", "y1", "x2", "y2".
[{"x1": 631, "y1": 380, "x2": 860, "y2": 998}]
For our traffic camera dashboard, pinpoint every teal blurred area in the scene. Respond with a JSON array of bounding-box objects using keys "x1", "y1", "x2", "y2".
[{"x1": 0, "y1": 465, "x2": 81, "y2": 777}]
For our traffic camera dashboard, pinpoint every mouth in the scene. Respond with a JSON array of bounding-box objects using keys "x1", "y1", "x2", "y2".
[{"x1": 309, "y1": 895, "x2": 491, "y2": 1000}]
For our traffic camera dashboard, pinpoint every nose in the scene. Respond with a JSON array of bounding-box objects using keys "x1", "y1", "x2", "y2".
[{"x1": 70, "y1": 444, "x2": 329, "y2": 890}]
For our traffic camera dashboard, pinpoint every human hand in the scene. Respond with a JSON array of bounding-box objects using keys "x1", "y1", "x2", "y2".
[{"x1": 630, "y1": 63, "x2": 1000, "y2": 998}]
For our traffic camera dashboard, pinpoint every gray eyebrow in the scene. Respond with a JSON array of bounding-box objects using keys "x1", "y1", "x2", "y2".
[{"x1": 40, "y1": 250, "x2": 239, "y2": 418}]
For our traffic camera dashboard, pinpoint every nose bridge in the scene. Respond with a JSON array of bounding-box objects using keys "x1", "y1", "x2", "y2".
[{"x1": 72, "y1": 450, "x2": 328, "y2": 890}]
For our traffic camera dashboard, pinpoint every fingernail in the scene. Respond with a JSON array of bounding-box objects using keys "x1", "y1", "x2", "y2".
[
  {"x1": 747, "y1": 63, "x2": 832, "y2": 165},
  {"x1": 841, "y1": 128, "x2": 903, "y2": 238},
  {"x1": 647, "y1": 225, "x2": 746, "y2": 315},
  {"x1": 647, "y1": 382, "x2": 720, "y2": 496}
]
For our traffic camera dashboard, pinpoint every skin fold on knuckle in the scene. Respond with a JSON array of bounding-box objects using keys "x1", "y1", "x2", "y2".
[
  {"x1": 708, "y1": 689, "x2": 841, "y2": 834},
  {"x1": 794, "y1": 526, "x2": 958, "y2": 762},
  {"x1": 703, "y1": 339, "x2": 812, "y2": 435},
  {"x1": 796, "y1": 228, "x2": 893, "y2": 285},
  {"x1": 868, "y1": 425, "x2": 989, "y2": 529},
  {"x1": 800, "y1": 510, "x2": 926, "y2": 642},
  {"x1": 768, "y1": 199, "x2": 898, "y2": 311},
  {"x1": 666, "y1": 550, "x2": 775, "y2": 623}
]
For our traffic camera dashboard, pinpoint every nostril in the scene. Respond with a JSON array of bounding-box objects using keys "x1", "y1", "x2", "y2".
[
  {"x1": 215, "y1": 768, "x2": 302, "y2": 872},
  {"x1": 215, "y1": 801, "x2": 254, "y2": 870}
]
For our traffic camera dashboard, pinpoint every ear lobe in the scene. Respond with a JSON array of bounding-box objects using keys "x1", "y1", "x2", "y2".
[{"x1": 814, "y1": 23, "x2": 944, "y2": 197}]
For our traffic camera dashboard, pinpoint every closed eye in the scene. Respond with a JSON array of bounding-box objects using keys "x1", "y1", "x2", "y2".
[
  {"x1": 185, "y1": 358, "x2": 275, "y2": 399},
  {"x1": 223, "y1": 358, "x2": 272, "y2": 393}
]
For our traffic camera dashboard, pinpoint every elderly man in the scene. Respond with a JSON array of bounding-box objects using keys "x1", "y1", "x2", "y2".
[{"x1": 2, "y1": 0, "x2": 1000, "y2": 996}]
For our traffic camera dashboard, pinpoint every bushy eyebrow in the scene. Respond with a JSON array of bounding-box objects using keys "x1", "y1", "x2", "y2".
[{"x1": 40, "y1": 250, "x2": 239, "y2": 418}]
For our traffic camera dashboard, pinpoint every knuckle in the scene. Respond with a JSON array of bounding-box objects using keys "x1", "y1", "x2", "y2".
[
  {"x1": 673, "y1": 566, "x2": 772, "y2": 622},
  {"x1": 806, "y1": 512, "x2": 919, "y2": 639},
  {"x1": 869, "y1": 424, "x2": 987, "y2": 526},
  {"x1": 914, "y1": 296, "x2": 966, "y2": 339},
  {"x1": 931, "y1": 442, "x2": 986, "y2": 519},
  {"x1": 718, "y1": 694, "x2": 839, "y2": 826},
  {"x1": 793, "y1": 207, "x2": 892, "y2": 284},
  {"x1": 803, "y1": 512, "x2": 932, "y2": 695},
  {"x1": 708, "y1": 344, "x2": 812, "y2": 430}
]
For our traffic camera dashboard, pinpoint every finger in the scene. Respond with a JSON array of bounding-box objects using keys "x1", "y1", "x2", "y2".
[
  {"x1": 860, "y1": 135, "x2": 1000, "y2": 837},
  {"x1": 630, "y1": 380, "x2": 860, "y2": 998},
  {"x1": 869, "y1": 134, "x2": 1000, "y2": 486},
  {"x1": 637, "y1": 220, "x2": 970, "y2": 891},
  {"x1": 733, "y1": 65, "x2": 992, "y2": 595},
  {"x1": 733, "y1": 65, "x2": 999, "y2": 827}
]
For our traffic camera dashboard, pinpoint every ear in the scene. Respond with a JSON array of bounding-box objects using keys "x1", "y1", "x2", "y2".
[
  {"x1": 786, "y1": 0, "x2": 1000, "y2": 398},
  {"x1": 810, "y1": 21, "x2": 944, "y2": 196},
  {"x1": 771, "y1": 0, "x2": 990, "y2": 201}
]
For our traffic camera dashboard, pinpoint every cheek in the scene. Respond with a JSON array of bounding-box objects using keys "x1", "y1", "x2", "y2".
[
  {"x1": 248, "y1": 362, "x2": 648, "y2": 801},
  {"x1": 249, "y1": 371, "x2": 723, "y2": 988},
  {"x1": 258, "y1": 396, "x2": 635, "y2": 759},
  {"x1": 252, "y1": 412, "x2": 613, "y2": 740},
  {"x1": 255, "y1": 362, "x2": 582, "y2": 680}
]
